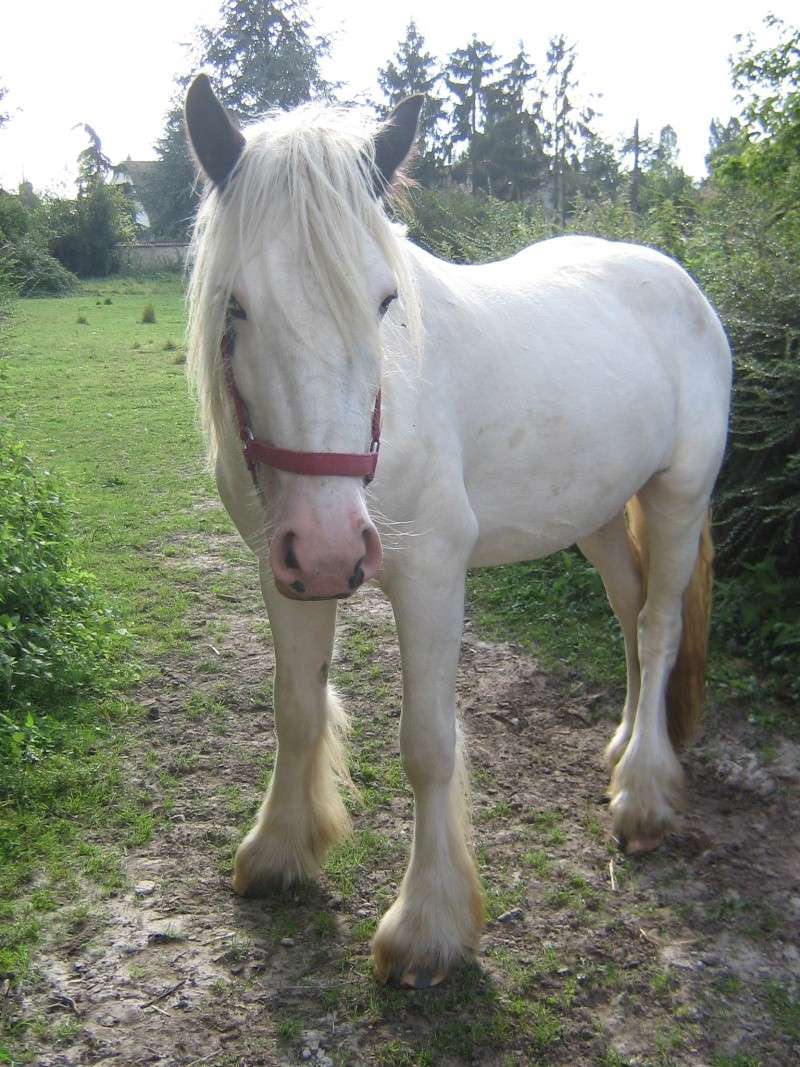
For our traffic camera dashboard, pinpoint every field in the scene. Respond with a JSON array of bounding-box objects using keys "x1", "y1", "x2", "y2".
[{"x1": 1, "y1": 279, "x2": 798, "y2": 1066}]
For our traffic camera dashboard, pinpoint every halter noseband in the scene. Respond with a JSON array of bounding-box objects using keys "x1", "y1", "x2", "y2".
[{"x1": 220, "y1": 305, "x2": 381, "y2": 486}]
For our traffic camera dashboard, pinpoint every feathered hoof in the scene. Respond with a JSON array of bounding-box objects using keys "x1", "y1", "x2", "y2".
[
  {"x1": 371, "y1": 885, "x2": 483, "y2": 989},
  {"x1": 232, "y1": 826, "x2": 317, "y2": 897}
]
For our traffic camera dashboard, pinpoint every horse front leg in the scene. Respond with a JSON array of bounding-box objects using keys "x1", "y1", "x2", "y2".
[
  {"x1": 233, "y1": 568, "x2": 351, "y2": 894},
  {"x1": 372, "y1": 554, "x2": 484, "y2": 988}
]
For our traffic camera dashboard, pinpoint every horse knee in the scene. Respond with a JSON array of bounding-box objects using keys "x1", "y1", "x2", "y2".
[{"x1": 400, "y1": 713, "x2": 456, "y2": 788}]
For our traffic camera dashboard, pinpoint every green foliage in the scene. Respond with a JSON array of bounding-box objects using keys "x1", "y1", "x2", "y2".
[
  {"x1": 714, "y1": 561, "x2": 800, "y2": 699},
  {"x1": 46, "y1": 184, "x2": 135, "y2": 278},
  {"x1": 0, "y1": 436, "x2": 122, "y2": 736},
  {"x1": 403, "y1": 188, "x2": 554, "y2": 263},
  {"x1": 0, "y1": 191, "x2": 78, "y2": 295},
  {"x1": 197, "y1": 0, "x2": 334, "y2": 116},
  {"x1": 141, "y1": 303, "x2": 156, "y2": 324},
  {"x1": 684, "y1": 185, "x2": 800, "y2": 572}
]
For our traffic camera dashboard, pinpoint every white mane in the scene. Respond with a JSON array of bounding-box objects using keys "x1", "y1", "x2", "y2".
[{"x1": 186, "y1": 104, "x2": 421, "y2": 467}]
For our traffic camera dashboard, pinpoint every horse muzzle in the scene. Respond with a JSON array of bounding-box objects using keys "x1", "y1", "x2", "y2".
[{"x1": 269, "y1": 505, "x2": 383, "y2": 601}]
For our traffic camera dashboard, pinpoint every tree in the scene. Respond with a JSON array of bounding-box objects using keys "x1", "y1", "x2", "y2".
[
  {"x1": 621, "y1": 119, "x2": 655, "y2": 212},
  {"x1": 706, "y1": 116, "x2": 746, "y2": 171},
  {"x1": 197, "y1": 0, "x2": 334, "y2": 117},
  {"x1": 576, "y1": 132, "x2": 621, "y2": 203},
  {"x1": 152, "y1": 0, "x2": 334, "y2": 240},
  {"x1": 543, "y1": 35, "x2": 595, "y2": 224},
  {"x1": 74, "y1": 123, "x2": 112, "y2": 193},
  {"x1": 481, "y1": 44, "x2": 547, "y2": 200},
  {"x1": 444, "y1": 36, "x2": 500, "y2": 193},
  {"x1": 149, "y1": 104, "x2": 200, "y2": 239},
  {"x1": 47, "y1": 126, "x2": 135, "y2": 276},
  {"x1": 721, "y1": 14, "x2": 800, "y2": 212},
  {"x1": 377, "y1": 20, "x2": 445, "y2": 184}
]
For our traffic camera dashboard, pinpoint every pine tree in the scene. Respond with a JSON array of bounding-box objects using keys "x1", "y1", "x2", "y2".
[
  {"x1": 444, "y1": 36, "x2": 500, "y2": 193},
  {"x1": 482, "y1": 44, "x2": 545, "y2": 200},
  {"x1": 544, "y1": 35, "x2": 581, "y2": 223},
  {"x1": 377, "y1": 20, "x2": 445, "y2": 184},
  {"x1": 197, "y1": 0, "x2": 334, "y2": 117},
  {"x1": 152, "y1": 0, "x2": 333, "y2": 239}
]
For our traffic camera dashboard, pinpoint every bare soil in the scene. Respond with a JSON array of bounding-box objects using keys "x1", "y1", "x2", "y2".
[{"x1": 9, "y1": 532, "x2": 800, "y2": 1067}]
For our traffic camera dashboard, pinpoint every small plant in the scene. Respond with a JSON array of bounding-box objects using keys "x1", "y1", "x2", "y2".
[
  {"x1": 103, "y1": 297, "x2": 112, "y2": 305},
  {"x1": 172, "y1": 353, "x2": 186, "y2": 365},
  {"x1": 76, "y1": 314, "x2": 88, "y2": 325},
  {"x1": 141, "y1": 303, "x2": 156, "y2": 324},
  {"x1": 132, "y1": 341, "x2": 141, "y2": 350},
  {"x1": 163, "y1": 338, "x2": 176, "y2": 351}
]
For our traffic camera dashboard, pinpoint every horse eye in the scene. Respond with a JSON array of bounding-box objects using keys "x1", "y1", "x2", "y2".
[
  {"x1": 228, "y1": 295, "x2": 247, "y2": 320},
  {"x1": 379, "y1": 292, "x2": 397, "y2": 318}
]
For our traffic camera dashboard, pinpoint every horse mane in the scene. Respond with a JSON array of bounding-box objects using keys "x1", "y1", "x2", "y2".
[{"x1": 186, "y1": 104, "x2": 421, "y2": 468}]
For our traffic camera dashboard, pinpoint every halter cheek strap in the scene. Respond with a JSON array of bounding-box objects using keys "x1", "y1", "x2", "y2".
[{"x1": 220, "y1": 320, "x2": 381, "y2": 486}]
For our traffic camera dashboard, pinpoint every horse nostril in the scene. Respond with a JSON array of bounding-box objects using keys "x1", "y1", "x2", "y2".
[
  {"x1": 348, "y1": 560, "x2": 365, "y2": 590},
  {"x1": 285, "y1": 544, "x2": 300, "y2": 571}
]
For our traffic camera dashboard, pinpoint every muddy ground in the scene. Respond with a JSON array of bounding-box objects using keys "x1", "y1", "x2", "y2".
[{"x1": 7, "y1": 529, "x2": 800, "y2": 1067}]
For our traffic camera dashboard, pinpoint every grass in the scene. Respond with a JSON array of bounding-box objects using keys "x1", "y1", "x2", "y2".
[{"x1": 0, "y1": 277, "x2": 229, "y2": 997}]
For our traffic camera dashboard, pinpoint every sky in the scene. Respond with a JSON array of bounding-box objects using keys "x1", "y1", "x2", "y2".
[{"x1": 0, "y1": 0, "x2": 794, "y2": 194}]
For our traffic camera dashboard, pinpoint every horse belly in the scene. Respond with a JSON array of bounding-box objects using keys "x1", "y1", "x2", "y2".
[{"x1": 463, "y1": 367, "x2": 674, "y2": 568}]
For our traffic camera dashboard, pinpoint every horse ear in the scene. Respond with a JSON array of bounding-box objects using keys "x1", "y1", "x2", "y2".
[
  {"x1": 185, "y1": 74, "x2": 246, "y2": 190},
  {"x1": 373, "y1": 95, "x2": 424, "y2": 194}
]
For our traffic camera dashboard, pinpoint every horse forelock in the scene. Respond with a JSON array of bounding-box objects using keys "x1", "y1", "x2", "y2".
[{"x1": 186, "y1": 104, "x2": 421, "y2": 469}]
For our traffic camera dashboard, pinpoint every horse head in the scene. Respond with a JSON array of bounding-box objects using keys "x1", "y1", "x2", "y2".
[{"x1": 185, "y1": 76, "x2": 422, "y2": 601}]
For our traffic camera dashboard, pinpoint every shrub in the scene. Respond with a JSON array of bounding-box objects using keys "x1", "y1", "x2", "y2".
[
  {"x1": 0, "y1": 436, "x2": 123, "y2": 749},
  {"x1": 403, "y1": 188, "x2": 553, "y2": 263},
  {"x1": 0, "y1": 236, "x2": 78, "y2": 296},
  {"x1": 141, "y1": 303, "x2": 156, "y2": 323},
  {"x1": 686, "y1": 186, "x2": 800, "y2": 574}
]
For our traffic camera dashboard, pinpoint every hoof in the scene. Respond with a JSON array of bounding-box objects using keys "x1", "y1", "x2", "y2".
[
  {"x1": 623, "y1": 832, "x2": 665, "y2": 855},
  {"x1": 399, "y1": 967, "x2": 447, "y2": 990}
]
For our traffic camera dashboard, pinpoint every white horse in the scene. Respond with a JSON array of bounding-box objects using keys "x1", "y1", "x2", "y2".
[{"x1": 184, "y1": 76, "x2": 731, "y2": 988}]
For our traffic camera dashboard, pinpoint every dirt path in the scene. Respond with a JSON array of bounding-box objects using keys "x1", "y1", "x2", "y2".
[{"x1": 13, "y1": 531, "x2": 800, "y2": 1067}]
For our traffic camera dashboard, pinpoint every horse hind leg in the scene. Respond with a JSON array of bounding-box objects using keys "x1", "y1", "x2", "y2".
[
  {"x1": 233, "y1": 571, "x2": 353, "y2": 895},
  {"x1": 577, "y1": 505, "x2": 646, "y2": 772},
  {"x1": 609, "y1": 475, "x2": 714, "y2": 855}
]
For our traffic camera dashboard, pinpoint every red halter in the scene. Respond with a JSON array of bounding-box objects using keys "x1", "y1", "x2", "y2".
[{"x1": 220, "y1": 317, "x2": 381, "y2": 486}]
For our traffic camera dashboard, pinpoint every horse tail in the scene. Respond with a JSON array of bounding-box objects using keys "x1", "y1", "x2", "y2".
[{"x1": 624, "y1": 499, "x2": 714, "y2": 748}]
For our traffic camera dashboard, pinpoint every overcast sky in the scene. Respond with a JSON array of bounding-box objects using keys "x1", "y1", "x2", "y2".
[{"x1": 0, "y1": 1, "x2": 793, "y2": 193}]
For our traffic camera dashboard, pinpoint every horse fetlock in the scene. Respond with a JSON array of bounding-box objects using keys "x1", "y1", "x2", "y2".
[
  {"x1": 604, "y1": 721, "x2": 633, "y2": 771},
  {"x1": 372, "y1": 866, "x2": 484, "y2": 986}
]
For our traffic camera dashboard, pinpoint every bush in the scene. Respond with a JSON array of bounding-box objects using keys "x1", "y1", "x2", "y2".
[
  {"x1": 0, "y1": 235, "x2": 78, "y2": 296},
  {"x1": 403, "y1": 188, "x2": 553, "y2": 263},
  {"x1": 0, "y1": 436, "x2": 123, "y2": 748},
  {"x1": 686, "y1": 186, "x2": 800, "y2": 574}
]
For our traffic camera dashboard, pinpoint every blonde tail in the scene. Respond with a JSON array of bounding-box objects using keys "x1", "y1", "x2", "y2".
[{"x1": 624, "y1": 499, "x2": 714, "y2": 749}]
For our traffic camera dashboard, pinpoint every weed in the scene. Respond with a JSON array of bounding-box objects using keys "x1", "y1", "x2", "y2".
[
  {"x1": 76, "y1": 314, "x2": 88, "y2": 324},
  {"x1": 141, "y1": 303, "x2": 156, "y2": 323},
  {"x1": 163, "y1": 338, "x2": 177, "y2": 351},
  {"x1": 276, "y1": 1017, "x2": 301, "y2": 1041}
]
